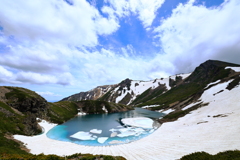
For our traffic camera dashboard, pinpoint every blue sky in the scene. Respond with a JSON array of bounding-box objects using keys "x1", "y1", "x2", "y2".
[{"x1": 1, "y1": 0, "x2": 240, "y2": 102}]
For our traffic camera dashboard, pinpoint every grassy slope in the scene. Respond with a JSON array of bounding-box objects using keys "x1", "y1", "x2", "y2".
[
  {"x1": 5, "y1": 87, "x2": 42, "y2": 102},
  {"x1": 0, "y1": 88, "x2": 126, "y2": 159},
  {"x1": 47, "y1": 101, "x2": 78, "y2": 124},
  {"x1": 0, "y1": 101, "x2": 29, "y2": 154},
  {"x1": 136, "y1": 60, "x2": 236, "y2": 111}
]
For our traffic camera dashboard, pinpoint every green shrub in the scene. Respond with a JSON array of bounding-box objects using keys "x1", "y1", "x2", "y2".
[{"x1": 181, "y1": 150, "x2": 240, "y2": 160}]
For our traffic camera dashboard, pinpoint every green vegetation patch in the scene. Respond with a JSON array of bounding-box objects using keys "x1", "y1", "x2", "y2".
[
  {"x1": 97, "y1": 90, "x2": 113, "y2": 101},
  {"x1": 0, "y1": 102, "x2": 25, "y2": 135},
  {"x1": 79, "y1": 100, "x2": 113, "y2": 114},
  {"x1": 0, "y1": 133, "x2": 28, "y2": 155},
  {"x1": 132, "y1": 86, "x2": 166, "y2": 106},
  {"x1": 226, "y1": 76, "x2": 240, "y2": 90},
  {"x1": 138, "y1": 82, "x2": 203, "y2": 111},
  {"x1": 5, "y1": 87, "x2": 40, "y2": 102},
  {"x1": 161, "y1": 103, "x2": 208, "y2": 121},
  {"x1": 181, "y1": 150, "x2": 240, "y2": 160},
  {"x1": 47, "y1": 101, "x2": 78, "y2": 124},
  {"x1": 0, "y1": 101, "x2": 15, "y2": 113}
]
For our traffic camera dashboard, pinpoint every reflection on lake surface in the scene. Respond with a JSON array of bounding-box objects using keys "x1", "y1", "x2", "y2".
[{"x1": 47, "y1": 108, "x2": 164, "y2": 146}]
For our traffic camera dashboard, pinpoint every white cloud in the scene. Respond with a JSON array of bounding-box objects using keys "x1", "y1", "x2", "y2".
[
  {"x1": 0, "y1": 0, "x2": 119, "y2": 47},
  {"x1": 0, "y1": 66, "x2": 13, "y2": 77},
  {"x1": 14, "y1": 71, "x2": 74, "y2": 85},
  {"x1": 154, "y1": 0, "x2": 240, "y2": 74},
  {"x1": 1, "y1": 0, "x2": 240, "y2": 102},
  {"x1": 36, "y1": 91, "x2": 61, "y2": 97},
  {"x1": 15, "y1": 72, "x2": 69, "y2": 85},
  {"x1": 0, "y1": 66, "x2": 14, "y2": 83},
  {"x1": 103, "y1": 0, "x2": 165, "y2": 28}
]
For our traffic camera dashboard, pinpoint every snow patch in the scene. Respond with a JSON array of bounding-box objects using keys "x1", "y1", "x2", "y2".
[
  {"x1": 182, "y1": 102, "x2": 202, "y2": 111},
  {"x1": 226, "y1": 66, "x2": 240, "y2": 72},
  {"x1": 162, "y1": 109, "x2": 175, "y2": 114},
  {"x1": 205, "y1": 80, "x2": 221, "y2": 89},
  {"x1": 142, "y1": 105, "x2": 158, "y2": 109},
  {"x1": 102, "y1": 106, "x2": 108, "y2": 113},
  {"x1": 78, "y1": 112, "x2": 86, "y2": 116}
]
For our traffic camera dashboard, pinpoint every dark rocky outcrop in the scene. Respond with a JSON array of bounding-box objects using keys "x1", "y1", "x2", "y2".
[
  {"x1": 4, "y1": 87, "x2": 48, "y2": 118},
  {"x1": 76, "y1": 100, "x2": 133, "y2": 114}
]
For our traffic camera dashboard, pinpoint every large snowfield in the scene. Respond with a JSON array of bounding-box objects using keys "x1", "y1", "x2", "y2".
[{"x1": 14, "y1": 76, "x2": 240, "y2": 160}]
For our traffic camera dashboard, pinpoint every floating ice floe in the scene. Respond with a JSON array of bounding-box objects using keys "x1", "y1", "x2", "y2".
[
  {"x1": 121, "y1": 117, "x2": 154, "y2": 129},
  {"x1": 117, "y1": 130, "x2": 136, "y2": 137},
  {"x1": 116, "y1": 127, "x2": 147, "y2": 137},
  {"x1": 70, "y1": 131, "x2": 95, "y2": 140},
  {"x1": 109, "y1": 128, "x2": 118, "y2": 132},
  {"x1": 110, "y1": 132, "x2": 118, "y2": 137},
  {"x1": 97, "y1": 137, "x2": 108, "y2": 144},
  {"x1": 90, "y1": 129, "x2": 102, "y2": 134}
]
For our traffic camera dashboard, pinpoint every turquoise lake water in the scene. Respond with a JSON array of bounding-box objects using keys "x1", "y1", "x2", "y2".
[{"x1": 47, "y1": 108, "x2": 164, "y2": 146}]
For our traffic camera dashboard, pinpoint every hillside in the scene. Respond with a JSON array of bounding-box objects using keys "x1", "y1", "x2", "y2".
[
  {"x1": 0, "y1": 86, "x2": 130, "y2": 159},
  {"x1": 144, "y1": 60, "x2": 240, "y2": 122}
]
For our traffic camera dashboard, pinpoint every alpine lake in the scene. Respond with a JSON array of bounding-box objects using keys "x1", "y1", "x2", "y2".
[{"x1": 47, "y1": 108, "x2": 165, "y2": 146}]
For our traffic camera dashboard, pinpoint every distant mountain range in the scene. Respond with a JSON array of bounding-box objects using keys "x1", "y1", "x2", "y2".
[
  {"x1": 62, "y1": 60, "x2": 240, "y2": 113},
  {"x1": 61, "y1": 73, "x2": 191, "y2": 105}
]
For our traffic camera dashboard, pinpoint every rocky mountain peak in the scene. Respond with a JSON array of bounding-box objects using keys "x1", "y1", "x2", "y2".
[{"x1": 118, "y1": 78, "x2": 132, "y2": 91}]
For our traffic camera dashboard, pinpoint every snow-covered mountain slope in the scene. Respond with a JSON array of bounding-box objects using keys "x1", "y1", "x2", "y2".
[
  {"x1": 62, "y1": 60, "x2": 240, "y2": 109},
  {"x1": 61, "y1": 84, "x2": 116, "y2": 101},
  {"x1": 113, "y1": 73, "x2": 191, "y2": 105},
  {"x1": 61, "y1": 73, "x2": 191, "y2": 105},
  {"x1": 139, "y1": 60, "x2": 240, "y2": 112}
]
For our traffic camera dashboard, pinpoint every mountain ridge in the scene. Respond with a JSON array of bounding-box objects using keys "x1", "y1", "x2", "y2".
[
  {"x1": 62, "y1": 60, "x2": 240, "y2": 106},
  {"x1": 61, "y1": 60, "x2": 240, "y2": 122}
]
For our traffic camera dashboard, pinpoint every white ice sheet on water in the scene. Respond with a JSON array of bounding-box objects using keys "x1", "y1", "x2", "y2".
[
  {"x1": 121, "y1": 117, "x2": 154, "y2": 129},
  {"x1": 97, "y1": 137, "x2": 108, "y2": 144},
  {"x1": 90, "y1": 129, "x2": 102, "y2": 134},
  {"x1": 70, "y1": 131, "x2": 95, "y2": 140}
]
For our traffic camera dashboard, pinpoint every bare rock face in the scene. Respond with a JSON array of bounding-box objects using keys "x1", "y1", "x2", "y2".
[
  {"x1": 0, "y1": 86, "x2": 10, "y2": 103},
  {"x1": 4, "y1": 87, "x2": 48, "y2": 118},
  {"x1": 75, "y1": 100, "x2": 133, "y2": 114},
  {"x1": 61, "y1": 84, "x2": 117, "y2": 101}
]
